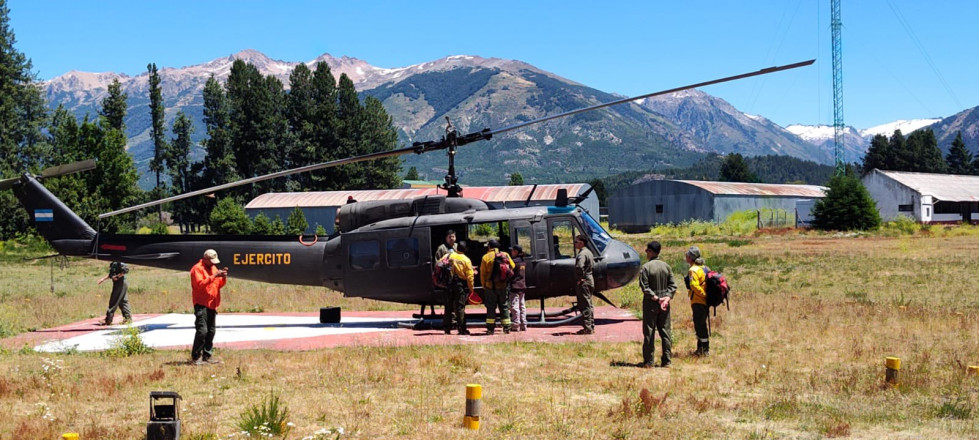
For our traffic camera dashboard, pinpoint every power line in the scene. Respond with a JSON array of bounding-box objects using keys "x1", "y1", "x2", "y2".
[{"x1": 884, "y1": 0, "x2": 963, "y2": 110}]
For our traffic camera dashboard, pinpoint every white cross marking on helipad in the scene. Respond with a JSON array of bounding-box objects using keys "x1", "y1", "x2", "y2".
[{"x1": 34, "y1": 314, "x2": 412, "y2": 353}]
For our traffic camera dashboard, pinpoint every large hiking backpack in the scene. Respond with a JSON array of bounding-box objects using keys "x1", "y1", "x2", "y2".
[
  {"x1": 432, "y1": 255, "x2": 454, "y2": 288},
  {"x1": 490, "y1": 252, "x2": 515, "y2": 283},
  {"x1": 703, "y1": 266, "x2": 731, "y2": 315}
]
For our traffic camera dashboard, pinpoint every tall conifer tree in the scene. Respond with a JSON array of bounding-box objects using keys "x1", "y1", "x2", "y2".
[
  {"x1": 99, "y1": 78, "x2": 127, "y2": 132},
  {"x1": 945, "y1": 131, "x2": 973, "y2": 175},
  {"x1": 147, "y1": 63, "x2": 168, "y2": 219},
  {"x1": 862, "y1": 134, "x2": 890, "y2": 173}
]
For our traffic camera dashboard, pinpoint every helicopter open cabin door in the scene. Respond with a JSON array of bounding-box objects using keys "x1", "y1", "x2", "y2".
[{"x1": 341, "y1": 228, "x2": 433, "y2": 304}]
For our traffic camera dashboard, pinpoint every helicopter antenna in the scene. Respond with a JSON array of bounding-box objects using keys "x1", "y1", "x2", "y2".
[{"x1": 99, "y1": 59, "x2": 814, "y2": 218}]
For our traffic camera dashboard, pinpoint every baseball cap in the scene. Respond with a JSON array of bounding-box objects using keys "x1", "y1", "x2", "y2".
[{"x1": 203, "y1": 249, "x2": 220, "y2": 264}]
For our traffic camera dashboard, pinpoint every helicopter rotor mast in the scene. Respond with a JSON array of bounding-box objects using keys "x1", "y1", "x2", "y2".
[{"x1": 98, "y1": 59, "x2": 814, "y2": 218}]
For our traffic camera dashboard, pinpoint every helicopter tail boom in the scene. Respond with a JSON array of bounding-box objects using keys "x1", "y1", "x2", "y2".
[{"x1": 10, "y1": 174, "x2": 96, "y2": 256}]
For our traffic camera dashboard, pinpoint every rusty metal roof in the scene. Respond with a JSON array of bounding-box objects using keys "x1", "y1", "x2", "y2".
[
  {"x1": 675, "y1": 180, "x2": 827, "y2": 197},
  {"x1": 245, "y1": 184, "x2": 591, "y2": 209},
  {"x1": 873, "y1": 169, "x2": 979, "y2": 202}
]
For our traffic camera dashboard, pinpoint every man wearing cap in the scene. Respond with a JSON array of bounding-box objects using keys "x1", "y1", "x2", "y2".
[
  {"x1": 638, "y1": 241, "x2": 676, "y2": 368},
  {"x1": 190, "y1": 249, "x2": 228, "y2": 365},
  {"x1": 684, "y1": 246, "x2": 710, "y2": 356}
]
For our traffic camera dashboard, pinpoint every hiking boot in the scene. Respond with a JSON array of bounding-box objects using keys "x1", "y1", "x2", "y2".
[
  {"x1": 519, "y1": 325, "x2": 527, "y2": 332},
  {"x1": 122, "y1": 318, "x2": 133, "y2": 325},
  {"x1": 204, "y1": 357, "x2": 223, "y2": 364},
  {"x1": 639, "y1": 362, "x2": 655, "y2": 369},
  {"x1": 191, "y1": 359, "x2": 206, "y2": 366},
  {"x1": 702, "y1": 341, "x2": 710, "y2": 357},
  {"x1": 574, "y1": 328, "x2": 594, "y2": 335},
  {"x1": 503, "y1": 325, "x2": 511, "y2": 334},
  {"x1": 100, "y1": 317, "x2": 113, "y2": 326},
  {"x1": 444, "y1": 329, "x2": 452, "y2": 335},
  {"x1": 458, "y1": 328, "x2": 470, "y2": 335},
  {"x1": 658, "y1": 362, "x2": 672, "y2": 368}
]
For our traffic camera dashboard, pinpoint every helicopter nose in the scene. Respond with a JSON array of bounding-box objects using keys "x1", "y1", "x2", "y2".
[{"x1": 601, "y1": 239, "x2": 641, "y2": 289}]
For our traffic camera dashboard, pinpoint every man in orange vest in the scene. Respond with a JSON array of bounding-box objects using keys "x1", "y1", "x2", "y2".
[{"x1": 190, "y1": 249, "x2": 228, "y2": 365}]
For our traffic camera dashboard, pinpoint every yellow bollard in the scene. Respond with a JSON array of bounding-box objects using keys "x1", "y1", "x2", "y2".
[
  {"x1": 62, "y1": 434, "x2": 79, "y2": 440},
  {"x1": 463, "y1": 384, "x2": 482, "y2": 430},
  {"x1": 885, "y1": 357, "x2": 901, "y2": 385},
  {"x1": 968, "y1": 366, "x2": 979, "y2": 376}
]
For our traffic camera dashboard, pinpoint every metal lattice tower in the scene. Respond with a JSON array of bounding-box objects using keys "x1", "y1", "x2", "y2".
[{"x1": 831, "y1": 0, "x2": 845, "y2": 175}]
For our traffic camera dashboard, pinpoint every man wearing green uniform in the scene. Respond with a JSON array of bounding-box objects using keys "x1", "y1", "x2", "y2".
[
  {"x1": 638, "y1": 241, "x2": 676, "y2": 368},
  {"x1": 97, "y1": 261, "x2": 132, "y2": 325},
  {"x1": 574, "y1": 234, "x2": 595, "y2": 335},
  {"x1": 480, "y1": 239, "x2": 515, "y2": 334}
]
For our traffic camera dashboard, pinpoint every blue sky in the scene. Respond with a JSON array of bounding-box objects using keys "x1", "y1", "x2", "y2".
[{"x1": 8, "y1": 0, "x2": 977, "y2": 128}]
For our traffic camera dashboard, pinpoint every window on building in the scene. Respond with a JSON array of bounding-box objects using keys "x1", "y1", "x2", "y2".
[
  {"x1": 934, "y1": 202, "x2": 961, "y2": 214},
  {"x1": 656, "y1": 204, "x2": 664, "y2": 214},
  {"x1": 350, "y1": 240, "x2": 380, "y2": 270},
  {"x1": 898, "y1": 204, "x2": 913, "y2": 212},
  {"x1": 386, "y1": 238, "x2": 419, "y2": 268}
]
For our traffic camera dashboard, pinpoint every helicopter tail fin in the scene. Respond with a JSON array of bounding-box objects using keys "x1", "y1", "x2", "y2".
[{"x1": 8, "y1": 173, "x2": 96, "y2": 256}]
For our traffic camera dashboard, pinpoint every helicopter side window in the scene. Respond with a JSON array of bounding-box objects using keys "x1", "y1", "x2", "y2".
[
  {"x1": 386, "y1": 237, "x2": 419, "y2": 268},
  {"x1": 513, "y1": 226, "x2": 532, "y2": 255},
  {"x1": 549, "y1": 219, "x2": 578, "y2": 260},
  {"x1": 350, "y1": 240, "x2": 380, "y2": 270},
  {"x1": 467, "y1": 221, "x2": 511, "y2": 251}
]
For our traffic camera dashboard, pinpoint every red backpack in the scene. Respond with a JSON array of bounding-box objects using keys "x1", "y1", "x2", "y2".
[
  {"x1": 431, "y1": 254, "x2": 454, "y2": 288},
  {"x1": 703, "y1": 266, "x2": 731, "y2": 315},
  {"x1": 490, "y1": 252, "x2": 515, "y2": 283}
]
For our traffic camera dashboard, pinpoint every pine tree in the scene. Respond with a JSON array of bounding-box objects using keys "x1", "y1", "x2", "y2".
[
  {"x1": 99, "y1": 78, "x2": 127, "y2": 131},
  {"x1": 719, "y1": 153, "x2": 757, "y2": 182},
  {"x1": 286, "y1": 206, "x2": 308, "y2": 235},
  {"x1": 0, "y1": 0, "x2": 48, "y2": 239},
  {"x1": 168, "y1": 112, "x2": 194, "y2": 227},
  {"x1": 251, "y1": 212, "x2": 273, "y2": 235},
  {"x1": 286, "y1": 63, "x2": 316, "y2": 190},
  {"x1": 888, "y1": 130, "x2": 912, "y2": 171},
  {"x1": 811, "y1": 173, "x2": 881, "y2": 231},
  {"x1": 147, "y1": 63, "x2": 168, "y2": 221},
  {"x1": 862, "y1": 134, "x2": 890, "y2": 173},
  {"x1": 209, "y1": 197, "x2": 252, "y2": 235},
  {"x1": 508, "y1": 172, "x2": 524, "y2": 186},
  {"x1": 355, "y1": 96, "x2": 401, "y2": 190},
  {"x1": 308, "y1": 62, "x2": 339, "y2": 191},
  {"x1": 201, "y1": 75, "x2": 237, "y2": 188},
  {"x1": 907, "y1": 129, "x2": 946, "y2": 173},
  {"x1": 945, "y1": 131, "x2": 973, "y2": 175},
  {"x1": 404, "y1": 166, "x2": 420, "y2": 180}
]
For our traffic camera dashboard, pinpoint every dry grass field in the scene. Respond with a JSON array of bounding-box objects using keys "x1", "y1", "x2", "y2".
[{"x1": 1, "y1": 228, "x2": 978, "y2": 439}]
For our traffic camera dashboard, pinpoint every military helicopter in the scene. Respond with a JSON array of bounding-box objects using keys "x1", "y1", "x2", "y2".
[{"x1": 3, "y1": 60, "x2": 813, "y2": 325}]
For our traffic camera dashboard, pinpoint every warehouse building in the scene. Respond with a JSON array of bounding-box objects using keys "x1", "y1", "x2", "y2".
[
  {"x1": 245, "y1": 183, "x2": 598, "y2": 234},
  {"x1": 608, "y1": 179, "x2": 826, "y2": 232},
  {"x1": 861, "y1": 169, "x2": 979, "y2": 224}
]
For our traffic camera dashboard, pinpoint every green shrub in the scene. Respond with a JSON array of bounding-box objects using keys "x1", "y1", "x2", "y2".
[
  {"x1": 238, "y1": 392, "x2": 291, "y2": 438},
  {"x1": 286, "y1": 206, "x2": 308, "y2": 235},
  {"x1": 150, "y1": 222, "x2": 169, "y2": 235},
  {"x1": 104, "y1": 326, "x2": 154, "y2": 357},
  {"x1": 812, "y1": 174, "x2": 881, "y2": 231},
  {"x1": 252, "y1": 212, "x2": 274, "y2": 235},
  {"x1": 209, "y1": 197, "x2": 252, "y2": 235},
  {"x1": 881, "y1": 215, "x2": 920, "y2": 236}
]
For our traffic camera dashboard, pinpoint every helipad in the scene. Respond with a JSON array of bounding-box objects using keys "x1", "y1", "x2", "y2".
[{"x1": 2, "y1": 307, "x2": 640, "y2": 353}]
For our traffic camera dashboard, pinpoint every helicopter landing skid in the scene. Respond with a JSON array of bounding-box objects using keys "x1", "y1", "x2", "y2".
[{"x1": 400, "y1": 307, "x2": 583, "y2": 330}]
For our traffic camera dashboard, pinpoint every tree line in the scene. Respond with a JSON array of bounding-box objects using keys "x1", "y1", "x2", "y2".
[
  {"x1": 0, "y1": 2, "x2": 402, "y2": 240},
  {"x1": 862, "y1": 128, "x2": 979, "y2": 175}
]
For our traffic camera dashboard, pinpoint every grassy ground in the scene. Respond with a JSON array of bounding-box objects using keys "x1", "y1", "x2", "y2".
[{"x1": 1, "y1": 230, "x2": 978, "y2": 439}]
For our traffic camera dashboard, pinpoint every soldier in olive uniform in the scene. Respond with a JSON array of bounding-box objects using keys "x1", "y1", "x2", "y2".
[
  {"x1": 445, "y1": 241, "x2": 475, "y2": 335},
  {"x1": 574, "y1": 234, "x2": 595, "y2": 335},
  {"x1": 435, "y1": 229, "x2": 457, "y2": 261},
  {"x1": 97, "y1": 261, "x2": 132, "y2": 325},
  {"x1": 638, "y1": 241, "x2": 676, "y2": 368}
]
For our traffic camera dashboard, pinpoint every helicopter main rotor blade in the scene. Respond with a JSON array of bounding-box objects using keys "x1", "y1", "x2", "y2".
[
  {"x1": 489, "y1": 59, "x2": 815, "y2": 137},
  {"x1": 39, "y1": 159, "x2": 97, "y2": 179},
  {"x1": 99, "y1": 59, "x2": 814, "y2": 219}
]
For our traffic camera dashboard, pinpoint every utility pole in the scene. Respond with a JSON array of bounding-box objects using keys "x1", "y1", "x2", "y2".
[{"x1": 831, "y1": 0, "x2": 845, "y2": 175}]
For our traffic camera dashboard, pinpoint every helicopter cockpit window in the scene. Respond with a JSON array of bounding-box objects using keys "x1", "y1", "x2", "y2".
[
  {"x1": 349, "y1": 240, "x2": 380, "y2": 270},
  {"x1": 580, "y1": 211, "x2": 611, "y2": 253},
  {"x1": 386, "y1": 238, "x2": 419, "y2": 268},
  {"x1": 549, "y1": 219, "x2": 577, "y2": 260}
]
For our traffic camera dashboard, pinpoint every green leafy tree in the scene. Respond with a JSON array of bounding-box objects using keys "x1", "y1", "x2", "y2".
[
  {"x1": 719, "y1": 153, "x2": 757, "y2": 182},
  {"x1": 168, "y1": 112, "x2": 195, "y2": 228},
  {"x1": 811, "y1": 174, "x2": 881, "y2": 231},
  {"x1": 99, "y1": 78, "x2": 127, "y2": 131},
  {"x1": 945, "y1": 131, "x2": 973, "y2": 175},
  {"x1": 508, "y1": 172, "x2": 524, "y2": 186},
  {"x1": 404, "y1": 166, "x2": 420, "y2": 181},
  {"x1": 286, "y1": 206, "x2": 308, "y2": 235},
  {"x1": 251, "y1": 212, "x2": 273, "y2": 234},
  {"x1": 209, "y1": 197, "x2": 252, "y2": 235},
  {"x1": 862, "y1": 134, "x2": 890, "y2": 173}
]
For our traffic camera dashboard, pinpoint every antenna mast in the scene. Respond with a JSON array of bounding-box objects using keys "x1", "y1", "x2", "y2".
[{"x1": 831, "y1": 0, "x2": 845, "y2": 175}]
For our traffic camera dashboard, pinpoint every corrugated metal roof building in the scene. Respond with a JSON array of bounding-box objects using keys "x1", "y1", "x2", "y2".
[
  {"x1": 608, "y1": 179, "x2": 826, "y2": 232},
  {"x1": 245, "y1": 184, "x2": 598, "y2": 234},
  {"x1": 861, "y1": 169, "x2": 979, "y2": 224}
]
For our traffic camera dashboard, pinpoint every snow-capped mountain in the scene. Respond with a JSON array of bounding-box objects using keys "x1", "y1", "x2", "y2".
[
  {"x1": 859, "y1": 119, "x2": 942, "y2": 138},
  {"x1": 786, "y1": 118, "x2": 944, "y2": 163}
]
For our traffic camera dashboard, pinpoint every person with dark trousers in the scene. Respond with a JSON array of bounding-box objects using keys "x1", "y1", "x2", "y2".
[
  {"x1": 574, "y1": 234, "x2": 595, "y2": 335},
  {"x1": 190, "y1": 249, "x2": 227, "y2": 365},
  {"x1": 508, "y1": 244, "x2": 528, "y2": 331},
  {"x1": 638, "y1": 241, "x2": 676, "y2": 368},
  {"x1": 480, "y1": 239, "x2": 515, "y2": 334},
  {"x1": 685, "y1": 246, "x2": 710, "y2": 356},
  {"x1": 97, "y1": 261, "x2": 132, "y2": 325},
  {"x1": 444, "y1": 241, "x2": 474, "y2": 335}
]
